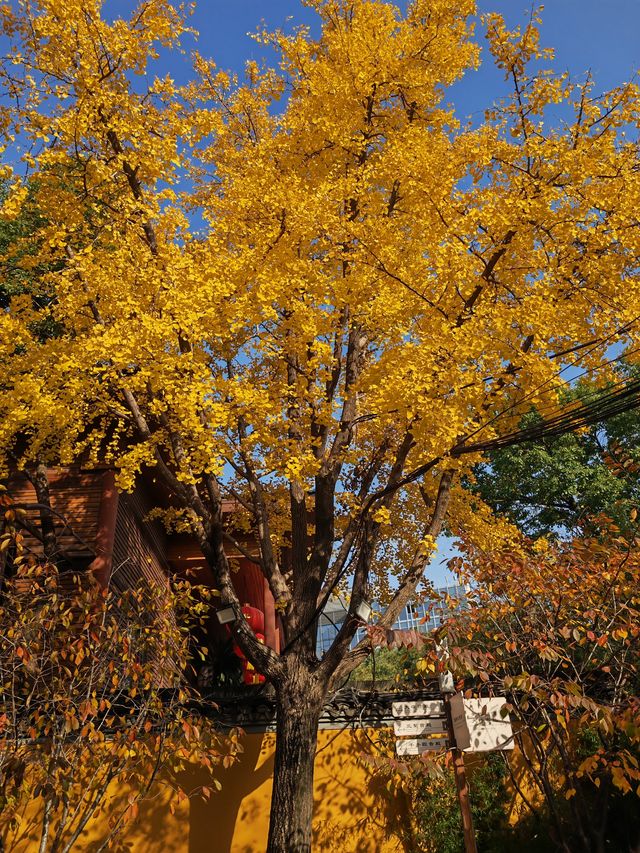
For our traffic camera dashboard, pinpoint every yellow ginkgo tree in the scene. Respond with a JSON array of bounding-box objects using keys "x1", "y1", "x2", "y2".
[{"x1": 1, "y1": 1, "x2": 639, "y2": 850}]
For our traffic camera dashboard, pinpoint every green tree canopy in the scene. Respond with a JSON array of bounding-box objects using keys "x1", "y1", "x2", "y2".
[{"x1": 471, "y1": 369, "x2": 640, "y2": 537}]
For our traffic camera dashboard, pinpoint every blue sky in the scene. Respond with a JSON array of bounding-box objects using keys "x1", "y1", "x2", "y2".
[
  {"x1": 173, "y1": 0, "x2": 638, "y2": 587},
  {"x1": 177, "y1": 1, "x2": 639, "y2": 119},
  {"x1": 0, "y1": 2, "x2": 634, "y2": 588},
  {"x1": 102, "y1": 1, "x2": 638, "y2": 588}
]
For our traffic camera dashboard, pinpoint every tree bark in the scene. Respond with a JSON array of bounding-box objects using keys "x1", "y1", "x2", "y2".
[
  {"x1": 266, "y1": 664, "x2": 325, "y2": 853},
  {"x1": 33, "y1": 462, "x2": 57, "y2": 560}
]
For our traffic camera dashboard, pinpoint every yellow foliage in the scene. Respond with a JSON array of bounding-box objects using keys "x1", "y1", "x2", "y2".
[{"x1": 0, "y1": 0, "x2": 638, "y2": 607}]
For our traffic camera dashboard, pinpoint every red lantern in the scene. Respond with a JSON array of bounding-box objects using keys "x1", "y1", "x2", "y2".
[
  {"x1": 242, "y1": 663, "x2": 266, "y2": 685},
  {"x1": 241, "y1": 604, "x2": 265, "y2": 634},
  {"x1": 230, "y1": 608, "x2": 267, "y2": 684},
  {"x1": 232, "y1": 633, "x2": 265, "y2": 659},
  {"x1": 241, "y1": 657, "x2": 266, "y2": 685}
]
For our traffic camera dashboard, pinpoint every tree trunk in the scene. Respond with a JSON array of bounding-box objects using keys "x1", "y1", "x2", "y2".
[
  {"x1": 34, "y1": 462, "x2": 57, "y2": 560},
  {"x1": 266, "y1": 666, "x2": 325, "y2": 853}
]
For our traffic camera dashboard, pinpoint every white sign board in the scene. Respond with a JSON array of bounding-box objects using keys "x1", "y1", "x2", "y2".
[
  {"x1": 396, "y1": 737, "x2": 449, "y2": 756},
  {"x1": 394, "y1": 718, "x2": 448, "y2": 737},
  {"x1": 392, "y1": 700, "x2": 445, "y2": 719},
  {"x1": 449, "y1": 693, "x2": 471, "y2": 750},
  {"x1": 463, "y1": 698, "x2": 514, "y2": 752}
]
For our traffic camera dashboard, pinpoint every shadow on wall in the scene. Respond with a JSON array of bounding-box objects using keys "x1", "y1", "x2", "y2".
[
  {"x1": 185, "y1": 728, "x2": 409, "y2": 853},
  {"x1": 313, "y1": 729, "x2": 410, "y2": 853},
  {"x1": 1, "y1": 729, "x2": 409, "y2": 853},
  {"x1": 186, "y1": 733, "x2": 276, "y2": 853}
]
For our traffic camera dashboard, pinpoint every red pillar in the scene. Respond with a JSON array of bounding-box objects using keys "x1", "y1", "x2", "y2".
[{"x1": 263, "y1": 576, "x2": 280, "y2": 653}]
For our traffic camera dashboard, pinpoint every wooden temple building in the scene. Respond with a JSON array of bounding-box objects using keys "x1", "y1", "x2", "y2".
[{"x1": 1, "y1": 465, "x2": 281, "y2": 689}]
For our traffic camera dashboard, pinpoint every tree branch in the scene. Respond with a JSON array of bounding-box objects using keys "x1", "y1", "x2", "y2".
[{"x1": 330, "y1": 469, "x2": 454, "y2": 684}]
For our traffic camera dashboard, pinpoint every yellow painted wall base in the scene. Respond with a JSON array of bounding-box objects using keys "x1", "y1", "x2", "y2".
[{"x1": 4, "y1": 729, "x2": 409, "y2": 853}]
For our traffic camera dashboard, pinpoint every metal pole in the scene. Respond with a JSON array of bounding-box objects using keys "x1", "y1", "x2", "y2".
[{"x1": 443, "y1": 692, "x2": 478, "y2": 853}]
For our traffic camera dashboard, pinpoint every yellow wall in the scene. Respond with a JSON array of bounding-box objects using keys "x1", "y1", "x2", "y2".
[{"x1": 4, "y1": 729, "x2": 410, "y2": 853}]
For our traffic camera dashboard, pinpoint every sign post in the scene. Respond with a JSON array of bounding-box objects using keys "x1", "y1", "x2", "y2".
[
  {"x1": 392, "y1": 700, "x2": 449, "y2": 758},
  {"x1": 392, "y1": 686, "x2": 512, "y2": 853},
  {"x1": 395, "y1": 736, "x2": 449, "y2": 756},
  {"x1": 443, "y1": 691, "x2": 478, "y2": 853}
]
